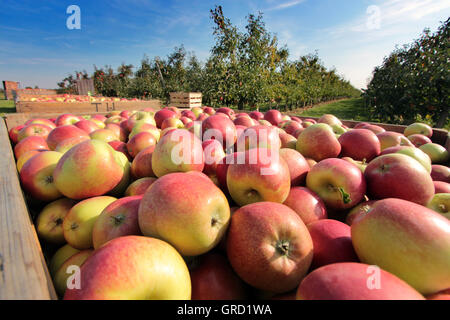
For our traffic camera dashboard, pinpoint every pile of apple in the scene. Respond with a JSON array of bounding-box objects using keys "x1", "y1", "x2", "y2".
[
  {"x1": 20, "y1": 93, "x2": 141, "y2": 103},
  {"x1": 8, "y1": 105, "x2": 450, "y2": 300}
]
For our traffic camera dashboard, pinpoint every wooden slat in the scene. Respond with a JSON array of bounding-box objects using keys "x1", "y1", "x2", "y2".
[{"x1": 0, "y1": 118, "x2": 57, "y2": 300}]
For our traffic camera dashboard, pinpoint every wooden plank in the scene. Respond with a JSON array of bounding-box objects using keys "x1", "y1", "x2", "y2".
[{"x1": 0, "y1": 118, "x2": 57, "y2": 300}]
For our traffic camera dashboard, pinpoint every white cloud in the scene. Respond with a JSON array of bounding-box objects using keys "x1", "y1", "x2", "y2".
[{"x1": 266, "y1": 0, "x2": 306, "y2": 11}]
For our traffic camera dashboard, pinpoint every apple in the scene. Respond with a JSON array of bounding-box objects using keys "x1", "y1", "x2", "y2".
[
  {"x1": 108, "y1": 151, "x2": 132, "y2": 197},
  {"x1": 108, "y1": 140, "x2": 132, "y2": 161},
  {"x1": 128, "y1": 122, "x2": 160, "y2": 141},
  {"x1": 192, "y1": 106, "x2": 204, "y2": 117},
  {"x1": 283, "y1": 187, "x2": 327, "y2": 224},
  {"x1": 202, "y1": 139, "x2": 226, "y2": 185},
  {"x1": 306, "y1": 158, "x2": 366, "y2": 210},
  {"x1": 345, "y1": 200, "x2": 376, "y2": 225},
  {"x1": 202, "y1": 114, "x2": 237, "y2": 148},
  {"x1": 359, "y1": 124, "x2": 385, "y2": 134},
  {"x1": 248, "y1": 111, "x2": 264, "y2": 121},
  {"x1": 419, "y1": 143, "x2": 449, "y2": 164},
  {"x1": 216, "y1": 107, "x2": 234, "y2": 118},
  {"x1": 17, "y1": 123, "x2": 53, "y2": 142},
  {"x1": 54, "y1": 136, "x2": 91, "y2": 154},
  {"x1": 279, "y1": 148, "x2": 310, "y2": 186},
  {"x1": 296, "y1": 124, "x2": 341, "y2": 161},
  {"x1": 427, "y1": 193, "x2": 450, "y2": 219},
  {"x1": 341, "y1": 157, "x2": 367, "y2": 173},
  {"x1": 284, "y1": 121, "x2": 303, "y2": 136},
  {"x1": 196, "y1": 113, "x2": 209, "y2": 122},
  {"x1": 126, "y1": 111, "x2": 156, "y2": 130},
  {"x1": 431, "y1": 165, "x2": 450, "y2": 183},
  {"x1": 233, "y1": 116, "x2": 255, "y2": 127},
  {"x1": 305, "y1": 158, "x2": 317, "y2": 168},
  {"x1": 226, "y1": 148, "x2": 291, "y2": 206},
  {"x1": 14, "y1": 136, "x2": 49, "y2": 159},
  {"x1": 119, "y1": 110, "x2": 134, "y2": 119},
  {"x1": 19, "y1": 151, "x2": 63, "y2": 202},
  {"x1": 381, "y1": 145, "x2": 432, "y2": 173},
  {"x1": 105, "y1": 123, "x2": 127, "y2": 142},
  {"x1": 407, "y1": 134, "x2": 432, "y2": 147},
  {"x1": 26, "y1": 118, "x2": 56, "y2": 129},
  {"x1": 354, "y1": 122, "x2": 370, "y2": 129},
  {"x1": 104, "y1": 115, "x2": 126, "y2": 125},
  {"x1": 216, "y1": 152, "x2": 241, "y2": 194},
  {"x1": 55, "y1": 114, "x2": 80, "y2": 126},
  {"x1": 64, "y1": 236, "x2": 191, "y2": 300},
  {"x1": 190, "y1": 253, "x2": 248, "y2": 300},
  {"x1": 364, "y1": 153, "x2": 435, "y2": 205},
  {"x1": 8, "y1": 124, "x2": 25, "y2": 144},
  {"x1": 264, "y1": 110, "x2": 282, "y2": 126},
  {"x1": 16, "y1": 149, "x2": 46, "y2": 172},
  {"x1": 154, "y1": 109, "x2": 177, "y2": 128},
  {"x1": 181, "y1": 109, "x2": 196, "y2": 120},
  {"x1": 279, "y1": 132, "x2": 297, "y2": 149},
  {"x1": 92, "y1": 196, "x2": 143, "y2": 249},
  {"x1": 53, "y1": 140, "x2": 125, "y2": 200},
  {"x1": 226, "y1": 202, "x2": 313, "y2": 293},
  {"x1": 130, "y1": 146, "x2": 156, "y2": 179},
  {"x1": 351, "y1": 198, "x2": 450, "y2": 295},
  {"x1": 404, "y1": 122, "x2": 433, "y2": 138},
  {"x1": 376, "y1": 131, "x2": 413, "y2": 151},
  {"x1": 236, "y1": 125, "x2": 281, "y2": 151},
  {"x1": 434, "y1": 181, "x2": 450, "y2": 193},
  {"x1": 138, "y1": 172, "x2": 230, "y2": 256},
  {"x1": 297, "y1": 262, "x2": 424, "y2": 300},
  {"x1": 63, "y1": 196, "x2": 117, "y2": 249},
  {"x1": 125, "y1": 177, "x2": 157, "y2": 196},
  {"x1": 49, "y1": 244, "x2": 80, "y2": 276},
  {"x1": 36, "y1": 198, "x2": 76, "y2": 244},
  {"x1": 151, "y1": 129, "x2": 204, "y2": 177},
  {"x1": 90, "y1": 117, "x2": 106, "y2": 129},
  {"x1": 318, "y1": 114, "x2": 342, "y2": 126},
  {"x1": 338, "y1": 129, "x2": 380, "y2": 162},
  {"x1": 53, "y1": 250, "x2": 93, "y2": 296},
  {"x1": 307, "y1": 219, "x2": 358, "y2": 269},
  {"x1": 126, "y1": 131, "x2": 157, "y2": 158},
  {"x1": 89, "y1": 128, "x2": 118, "y2": 143},
  {"x1": 202, "y1": 106, "x2": 215, "y2": 115},
  {"x1": 47, "y1": 125, "x2": 89, "y2": 150},
  {"x1": 161, "y1": 117, "x2": 184, "y2": 130}
]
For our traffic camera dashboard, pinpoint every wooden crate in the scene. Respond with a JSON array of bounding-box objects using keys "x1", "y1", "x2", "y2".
[{"x1": 169, "y1": 92, "x2": 202, "y2": 108}]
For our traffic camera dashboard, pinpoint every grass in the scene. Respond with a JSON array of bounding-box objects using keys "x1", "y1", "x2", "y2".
[
  {"x1": 290, "y1": 98, "x2": 371, "y2": 122},
  {"x1": 0, "y1": 92, "x2": 16, "y2": 115}
]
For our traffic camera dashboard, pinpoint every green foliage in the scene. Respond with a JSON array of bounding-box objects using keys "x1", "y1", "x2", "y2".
[
  {"x1": 58, "y1": 6, "x2": 360, "y2": 109},
  {"x1": 364, "y1": 18, "x2": 449, "y2": 128}
]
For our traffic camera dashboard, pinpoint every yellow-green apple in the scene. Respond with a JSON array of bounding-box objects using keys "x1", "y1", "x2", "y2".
[
  {"x1": 345, "y1": 200, "x2": 376, "y2": 225},
  {"x1": 202, "y1": 139, "x2": 226, "y2": 185},
  {"x1": 296, "y1": 123, "x2": 341, "y2": 161},
  {"x1": 138, "y1": 172, "x2": 230, "y2": 256},
  {"x1": 341, "y1": 157, "x2": 367, "y2": 173},
  {"x1": 202, "y1": 114, "x2": 237, "y2": 148},
  {"x1": 74, "y1": 120, "x2": 100, "y2": 134},
  {"x1": 305, "y1": 157, "x2": 317, "y2": 168},
  {"x1": 331, "y1": 124, "x2": 347, "y2": 136},
  {"x1": 108, "y1": 140, "x2": 132, "y2": 161},
  {"x1": 89, "y1": 128, "x2": 119, "y2": 143},
  {"x1": 104, "y1": 115, "x2": 126, "y2": 125},
  {"x1": 279, "y1": 148, "x2": 310, "y2": 186},
  {"x1": 249, "y1": 111, "x2": 264, "y2": 121},
  {"x1": 236, "y1": 125, "x2": 281, "y2": 151},
  {"x1": 338, "y1": 129, "x2": 380, "y2": 161},
  {"x1": 92, "y1": 196, "x2": 143, "y2": 249},
  {"x1": 233, "y1": 116, "x2": 255, "y2": 127},
  {"x1": 407, "y1": 134, "x2": 432, "y2": 147},
  {"x1": 434, "y1": 181, "x2": 450, "y2": 193},
  {"x1": 404, "y1": 122, "x2": 433, "y2": 138},
  {"x1": 427, "y1": 193, "x2": 450, "y2": 219},
  {"x1": 297, "y1": 262, "x2": 424, "y2": 300},
  {"x1": 431, "y1": 165, "x2": 450, "y2": 182},
  {"x1": 306, "y1": 158, "x2": 366, "y2": 210},
  {"x1": 318, "y1": 114, "x2": 342, "y2": 126},
  {"x1": 226, "y1": 202, "x2": 313, "y2": 293},
  {"x1": 380, "y1": 146, "x2": 432, "y2": 173},
  {"x1": 376, "y1": 131, "x2": 413, "y2": 151},
  {"x1": 49, "y1": 244, "x2": 80, "y2": 276},
  {"x1": 264, "y1": 110, "x2": 283, "y2": 126},
  {"x1": 14, "y1": 136, "x2": 49, "y2": 159},
  {"x1": 36, "y1": 198, "x2": 76, "y2": 244},
  {"x1": 55, "y1": 114, "x2": 80, "y2": 126},
  {"x1": 126, "y1": 111, "x2": 156, "y2": 130},
  {"x1": 90, "y1": 117, "x2": 106, "y2": 129},
  {"x1": 192, "y1": 106, "x2": 204, "y2": 117},
  {"x1": 19, "y1": 151, "x2": 63, "y2": 201},
  {"x1": 307, "y1": 219, "x2": 358, "y2": 269},
  {"x1": 154, "y1": 109, "x2": 177, "y2": 128},
  {"x1": 131, "y1": 146, "x2": 156, "y2": 179},
  {"x1": 17, "y1": 124, "x2": 53, "y2": 142},
  {"x1": 64, "y1": 236, "x2": 191, "y2": 300},
  {"x1": 359, "y1": 124, "x2": 385, "y2": 134},
  {"x1": 55, "y1": 136, "x2": 90, "y2": 154},
  {"x1": 47, "y1": 125, "x2": 89, "y2": 150},
  {"x1": 105, "y1": 123, "x2": 127, "y2": 142},
  {"x1": 53, "y1": 249, "x2": 93, "y2": 296},
  {"x1": 63, "y1": 196, "x2": 117, "y2": 249},
  {"x1": 419, "y1": 143, "x2": 449, "y2": 164},
  {"x1": 364, "y1": 153, "x2": 434, "y2": 205},
  {"x1": 279, "y1": 132, "x2": 297, "y2": 149},
  {"x1": 152, "y1": 129, "x2": 204, "y2": 177},
  {"x1": 108, "y1": 151, "x2": 132, "y2": 197},
  {"x1": 25, "y1": 118, "x2": 56, "y2": 129},
  {"x1": 226, "y1": 148, "x2": 291, "y2": 206},
  {"x1": 257, "y1": 119, "x2": 271, "y2": 126},
  {"x1": 216, "y1": 107, "x2": 234, "y2": 118},
  {"x1": 161, "y1": 117, "x2": 184, "y2": 130},
  {"x1": 125, "y1": 177, "x2": 157, "y2": 196},
  {"x1": 283, "y1": 186, "x2": 327, "y2": 224},
  {"x1": 16, "y1": 149, "x2": 46, "y2": 172},
  {"x1": 9, "y1": 124, "x2": 25, "y2": 144},
  {"x1": 53, "y1": 140, "x2": 125, "y2": 199},
  {"x1": 190, "y1": 252, "x2": 248, "y2": 300},
  {"x1": 128, "y1": 122, "x2": 160, "y2": 141},
  {"x1": 351, "y1": 198, "x2": 450, "y2": 295}
]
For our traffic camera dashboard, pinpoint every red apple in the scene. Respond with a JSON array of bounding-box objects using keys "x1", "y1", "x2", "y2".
[
  {"x1": 126, "y1": 131, "x2": 157, "y2": 158},
  {"x1": 338, "y1": 129, "x2": 380, "y2": 162},
  {"x1": 359, "y1": 124, "x2": 385, "y2": 134},
  {"x1": 74, "y1": 120, "x2": 100, "y2": 134},
  {"x1": 279, "y1": 148, "x2": 310, "y2": 186},
  {"x1": 108, "y1": 141, "x2": 132, "y2": 161},
  {"x1": 161, "y1": 118, "x2": 184, "y2": 130},
  {"x1": 202, "y1": 114, "x2": 237, "y2": 148},
  {"x1": 345, "y1": 200, "x2": 376, "y2": 225},
  {"x1": 202, "y1": 139, "x2": 226, "y2": 185},
  {"x1": 9, "y1": 124, "x2": 25, "y2": 144},
  {"x1": 154, "y1": 109, "x2": 177, "y2": 128},
  {"x1": 233, "y1": 116, "x2": 255, "y2": 127},
  {"x1": 124, "y1": 177, "x2": 157, "y2": 196},
  {"x1": 318, "y1": 114, "x2": 342, "y2": 126},
  {"x1": 17, "y1": 124, "x2": 53, "y2": 142},
  {"x1": 55, "y1": 114, "x2": 80, "y2": 126},
  {"x1": 283, "y1": 187, "x2": 327, "y2": 224},
  {"x1": 407, "y1": 134, "x2": 432, "y2": 147},
  {"x1": 431, "y1": 165, "x2": 450, "y2": 183},
  {"x1": 47, "y1": 125, "x2": 89, "y2": 150},
  {"x1": 216, "y1": 107, "x2": 234, "y2": 118},
  {"x1": 14, "y1": 136, "x2": 49, "y2": 159},
  {"x1": 130, "y1": 146, "x2": 156, "y2": 179},
  {"x1": 264, "y1": 110, "x2": 282, "y2": 126},
  {"x1": 249, "y1": 111, "x2": 264, "y2": 121},
  {"x1": 296, "y1": 124, "x2": 341, "y2": 161},
  {"x1": 434, "y1": 181, "x2": 450, "y2": 193}
]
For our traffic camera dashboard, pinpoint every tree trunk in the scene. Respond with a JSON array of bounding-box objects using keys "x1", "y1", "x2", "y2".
[{"x1": 436, "y1": 108, "x2": 449, "y2": 128}]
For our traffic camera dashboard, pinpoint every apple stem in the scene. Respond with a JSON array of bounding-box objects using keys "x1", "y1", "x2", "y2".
[{"x1": 338, "y1": 187, "x2": 351, "y2": 204}]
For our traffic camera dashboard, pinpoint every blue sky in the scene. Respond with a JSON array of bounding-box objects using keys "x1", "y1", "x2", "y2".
[{"x1": 1, "y1": 0, "x2": 449, "y2": 90}]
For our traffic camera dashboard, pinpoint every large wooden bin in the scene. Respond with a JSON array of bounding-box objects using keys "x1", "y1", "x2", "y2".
[
  {"x1": 0, "y1": 110, "x2": 448, "y2": 300},
  {"x1": 169, "y1": 92, "x2": 202, "y2": 109}
]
